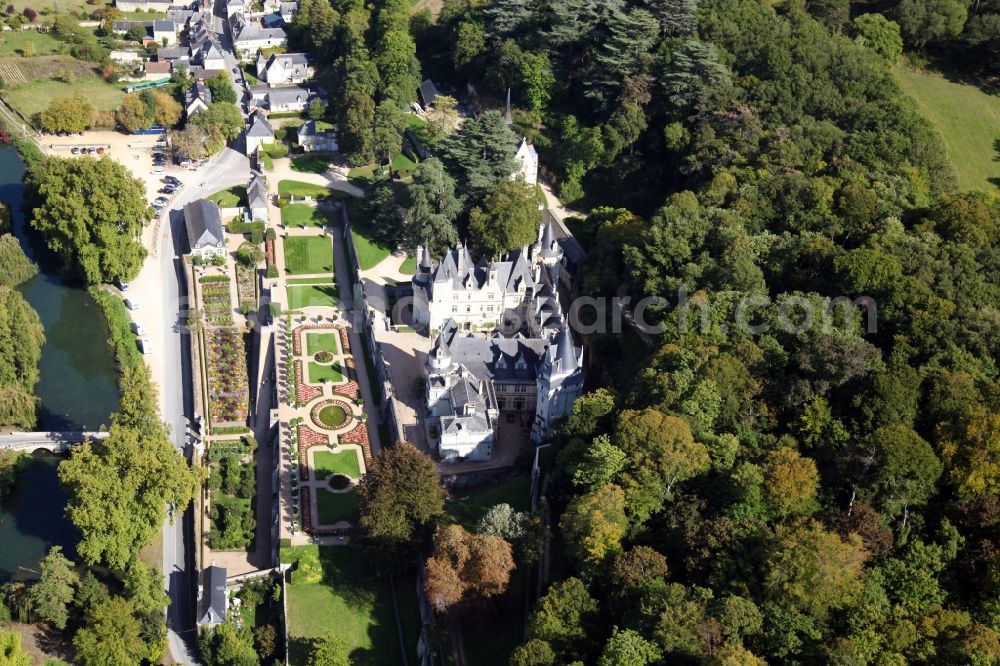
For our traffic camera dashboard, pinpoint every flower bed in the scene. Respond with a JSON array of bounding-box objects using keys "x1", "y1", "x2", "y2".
[
  {"x1": 314, "y1": 350, "x2": 334, "y2": 363},
  {"x1": 340, "y1": 422, "x2": 372, "y2": 463},
  {"x1": 309, "y1": 397, "x2": 355, "y2": 431},
  {"x1": 339, "y1": 326, "x2": 351, "y2": 353},
  {"x1": 206, "y1": 328, "x2": 249, "y2": 424},
  {"x1": 295, "y1": 361, "x2": 322, "y2": 404},
  {"x1": 334, "y1": 380, "x2": 360, "y2": 400},
  {"x1": 296, "y1": 423, "x2": 328, "y2": 483},
  {"x1": 202, "y1": 281, "x2": 234, "y2": 327}
]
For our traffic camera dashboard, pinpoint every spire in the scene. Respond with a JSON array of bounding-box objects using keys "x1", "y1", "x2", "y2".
[
  {"x1": 503, "y1": 87, "x2": 513, "y2": 126},
  {"x1": 554, "y1": 323, "x2": 577, "y2": 374},
  {"x1": 427, "y1": 331, "x2": 452, "y2": 371},
  {"x1": 419, "y1": 243, "x2": 431, "y2": 269},
  {"x1": 539, "y1": 220, "x2": 560, "y2": 258}
]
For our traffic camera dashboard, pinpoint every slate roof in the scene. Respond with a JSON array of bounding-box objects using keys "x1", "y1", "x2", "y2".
[
  {"x1": 247, "y1": 173, "x2": 268, "y2": 209},
  {"x1": 440, "y1": 319, "x2": 550, "y2": 384},
  {"x1": 158, "y1": 46, "x2": 190, "y2": 60},
  {"x1": 266, "y1": 86, "x2": 310, "y2": 108},
  {"x1": 166, "y1": 8, "x2": 196, "y2": 24},
  {"x1": 263, "y1": 52, "x2": 308, "y2": 79},
  {"x1": 152, "y1": 19, "x2": 176, "y2": 33},
  {"x1": 183, "y1": 199, "x2": 225, "y2": 250},
  {"x1": 246, "y1": 112, "x2": 274, "y2": 138},
  {"x1": 418, "y1": 79, "x2": 439, "y2": 107},
  {"x1": 198, "y1": 566, "x2": 227, "y2": 626},
  {"x1": 185, "y1": 80, "x2": 212, "y2": 108}
]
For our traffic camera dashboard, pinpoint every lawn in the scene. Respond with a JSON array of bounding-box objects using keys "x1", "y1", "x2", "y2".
[
  {"x1": 316, "y1": 404, "x2": 349, "y2": 428},
  {"x1": 281, "y1": 203, "x2": 337, "y2": 228},
  {"x1": 306, "y1": 331, "x2": 339, "y2": 355},
  {"x1": 446, "y1": 474, "x2": 531, "y2": 529},
  {"x1": 316, "y1": 488, "x2": 360, "y2": 524},
  {"x1": 314, "y1": 449, "x2": 362, "y2": 478},
  {"x1": 892, "y1": 63, "x2": 1000, "y2": 191},
  {"x1": 0, "y1": 30, "x2": 64, "y2": 56},
  {"x1": 207, "y1": 186, "x2": 247, "y2": 208},
  {"x1": 287, "y1": 277, "x2": 335, "y2": 285},
  {"x1": 399, "y1": 255, "x2": 417, "y2": 275},
  {"x1": 281, "y1": 546, "x2": 403, "y2": 665},
  {"x1": 351, "y1": 228, "x2": 391, "y2": 271},
  {"x1": 279, "y1": 179, "x2": 347, "y2": 199},
  {"x1": 283, "y1": 235, "x2": 333, "y2": 274},
  {"x1": 291, "y1": 154, "x2": 331, "y2": 174},
  {"x1": 308, "y1": 360, "x2": 343, "y2": 383},
  {"x1": 391, "y1": 152, "x2": 418, "y2": 173},
  {"x1": 287, "y1": 284, "x2": 338, "y2": 309},
  {"x1": 3, "y1": 66, "x2": 125, "y2": 117}
]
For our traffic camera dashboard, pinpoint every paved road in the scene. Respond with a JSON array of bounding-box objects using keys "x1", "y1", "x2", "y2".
[{"x1": 155, "y1": 147, "x2": 250, "y2": 664}]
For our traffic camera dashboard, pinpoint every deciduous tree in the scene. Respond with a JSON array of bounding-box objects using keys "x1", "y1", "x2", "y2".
[
  {"x1": 39, "y1": 94, "x2": 95, "y2": 133},
  {"x1": 560, "y1": 484, "x2": 628, "y2": 572},
  {"x1": 29, "y1": 546, "x2": 78, "y2": 629},
  {"x1": 468, "y1": 179, "x2": 539, "y2": 256}
]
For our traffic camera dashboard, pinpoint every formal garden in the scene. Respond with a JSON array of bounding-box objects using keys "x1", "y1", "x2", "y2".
[
  {"x1": 287, "y1": 283, "x2": 338, "y2": 310},
  {"x1": 281, "y1": 204, "x2": 337, "y2": 229},
  {"x1": 207, "y1": 437, "x2": 257, "y2": 551},
  {"x1": 200, "y1": 276, "x2": 234, "y2": 326},
  {"x1": 205, "y1": 327, "x2": 249, "y2": 425},
  {"x1": 307, "y1": 359, "x2": 343, "y2": 384},
  {"x1": 283, "y1": 236, "x2": 333, "y2": 275}
]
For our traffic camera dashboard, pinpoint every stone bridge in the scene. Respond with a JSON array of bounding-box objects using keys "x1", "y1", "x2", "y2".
[{"x1": 0, "y1": 431, "x2": 110, "y2": 453}]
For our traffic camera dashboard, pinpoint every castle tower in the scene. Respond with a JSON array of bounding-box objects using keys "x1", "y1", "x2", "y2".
[{"x1": 531, "y1": 322, "x2": 584, "y2": 443}]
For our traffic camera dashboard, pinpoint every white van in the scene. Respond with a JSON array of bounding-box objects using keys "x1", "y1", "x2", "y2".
[
  {"x1": 138, "y1": 337, "x2": 152, "y2": 354},
  {"x1": 131, "y1": 321, "x2": 146, "y2": 336},
  {"x1": 124, "y1": 297, "x2": 138, "y2": 310}
]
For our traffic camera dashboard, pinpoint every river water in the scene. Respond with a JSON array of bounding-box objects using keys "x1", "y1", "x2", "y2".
[{"x1": 0, "y1": 145, "x2": 121, "y2": 581}]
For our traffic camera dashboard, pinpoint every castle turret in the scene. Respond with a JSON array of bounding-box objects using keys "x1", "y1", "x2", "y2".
[{"x1": 426, "y1": 331, "x2": 453, "y2": 372}]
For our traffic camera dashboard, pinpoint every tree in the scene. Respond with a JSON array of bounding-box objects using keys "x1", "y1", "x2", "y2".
[
  {"x1": 171, "y1": 124, "x2": 217, "y2": 160},
  {"x1": 74, "y1": 596, "x2": 164, "y2": 665},
  {"x1": 870, "y1": 425, "x2": 941, "y2": 520},
  {"x1": 806, "y1": 0, "x2": 850, "y2": 32},
  {"x1": 937, "y1": 407, "x2": 1000, "y2": 499},
  {"x1": 39, "y1": 94, "x2": 95, "y2": 133},
  {"x1": 0, "y1": 287, "x2": 44, "y2": 429},
  {"x1": 199, "y1": 622, "x2": 257, "y2": 666},
  {"x1": 647, "y1": 0, "x2": 697, "y2": 36},
  {"x1": 116, "y1": 93, "x2": 151, "y2": 132},
  {"x1": 764, "y1": 519, "x2": 867, "y2": 620},
  {"x1": 526, "y1": 577, "x2": 599, "y2": 658},
  {"x1": 468, "y1": 179, "x2": 539, "y2": 256},
  {"x1": 338, "y1": 90, "x2": 376, "y2": 164},
  {"x1": 424, "y1": 524, "x2": 515, "y2": 612},
  {"x1": 25, "y1": 156, "x2": 149, "y2": 284},
  {"x1": 509, "y1": 639, "x2": 556, "y2": 666},
  {"x1": 570, "y1": 435, "x2": 627, "y2": 490},
  {"x1": 764, "y1": 448, "x2": 819, "y2": 518},
  {"x1": 358, "y1": 442, "x2": 444, "y2": 561},
  {"x1": 896, "y1": 0, "x2": 967, "y2": 48},
  {"x1": 126, "y1": 24, "x2": 147, "y2": 42},
  {"x1": 560, "y1": 484, "x2": 628, "y2": 572},
  {"x1": 372, "y1": 100, "x2": 406, "y2": 166},
  {"x1": 661, "y1": 41, "x2": 731, "y2": 113},
  {"x1": 0, "y1": 631, "x2": 30, "y2": 666},
  {"x1": 307, "y1": 97, "x2": 326, "y2": 121},
  {"x1": 853, "y1": 14, "x2": 904, "y2": 65},
  {"x1": 192, "y1": 103, "x2": 244, "y2": 141},
  {"x1": 206, "y1": 72, "x2": 237, "y2": 104},
  {"x1": 308, "y1": 633, "x2": 351, "y2": 666},
  {"x1": 59, "y1": 423, "x2": 203, "y2": 569},
  {"x1": 440, "y1": 110, "x2": 519, "y2": 197},
  {"x1": 362, "y1": 181, "x2": 404, "y2": 249},
  {"x1": 596, "y1": 627, "x2": 661, "y2": 666},
  {"x1": 425, "y1": 95, "x2": 460, "y2": 137},
  {"x1": 123, "y1": 559, "x2": 168, "y2": 615},
  {"x1": 29, "y1": 546, "x2": 78, "y2": 629},
  {"x1": 477, "y1": 503, "x2": 529, "y2": 542},
  {"x1": 609, "y1": 546, "x2": 669, "y2": 591},
  {"x1": 614, "y1": 409, "x2": 710, "y2": 524},
  {"x1": 405, "y1": 157, "x2": 461, "y2": 254},
  {"x1": 150, "y1": 91, "x2": 181, "y2": 128}
]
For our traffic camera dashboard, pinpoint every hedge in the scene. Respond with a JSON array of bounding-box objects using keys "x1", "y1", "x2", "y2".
[
  {"x1": 212, "y1": 425, "x2": 251, "y2": 435},
  {"x1": 265, "y1": 228, "x2": 277, "y2": 241},
  {"x1": 250, "y1": 229, "x2": 264, "y2": 245},
  {"x1": 89, "y1": 287, "x2": 143, "y2": 370},
  {"x1": 268, "y1": 302, "x2": 282, "y2": 317}
]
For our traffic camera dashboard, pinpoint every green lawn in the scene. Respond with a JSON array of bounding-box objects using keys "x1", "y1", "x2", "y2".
[
  {"x1": 0, "y1": 30, "x2": 64, "y2": 56},
  {"x1": 291, "y1": 154, "x2": 331, "y2": 174},
  {"x1": 316, "y1": 488, "x2": 360, "y2": 524},
  {"x1": 3, "y1": 68, "x2": 125, "y2": 117},
  {"x1": 287, "y1": 277, "x2": 335, "y2": 285},
  {"x1": 308, "y1": 360, "x2": 343, "y2": 383},
  {"x1": 313, "y1": 449, "x2": 362, "y2": 479},
  {"x1": 281, "y1": 203, "x2": 336, "y2": 228},
  {"x1": 317, "y1": 404, "x2": 349, "y2": 428},
  {"x1": 446, "y1": 475, "x2": 531, "y2": 530},
  {"x1": 283, "y1": 236, "x2": 333, "y2": 275},
  {"x1": 399, "y1": 255, "x2": 417, "y2": 275},
  {"x1": 306, "y1": 331, "x2": 339, "y2": 355},
  {"x1": 892, "y1": 63, "x2": 1000, "y2": 191},
  {"x1": 279, "y1": 179, "x2": 348, "y2": 199},
  {"x1": 207, "y1": 186, "x2": 247, "y2": 208},
  {"x1": 350, "y1": 225, "x2": 391, "y2": 271},
  {"x1": 391, "y1": 152, "x2": 418, "y2": 174},
  {"x1": 281, "y1": 546, "x2": 403, "y2": 665},
  {"x1": 288, "y1": 284, "x2": 338, "y2": 309}
]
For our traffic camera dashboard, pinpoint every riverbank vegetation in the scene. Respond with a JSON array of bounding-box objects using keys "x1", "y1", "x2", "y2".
[
  {"x1": 0, "y1": 286, "x2": 45, "y2": 429},
  {"x1": 88, "y1": 287, "x2": 143, "y2": 370},
  {"x1": 24, "y1": 156, "x2": 149, "y2": 285}
]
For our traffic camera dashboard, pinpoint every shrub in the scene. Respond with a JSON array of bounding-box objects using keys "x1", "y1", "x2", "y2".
[
  {"x1": 265, "y1": 228, "x2": 277, "y2": 241},
  {"x1": 88, "y1": 287, "x2": 142, "y2": 369},
  {"x1": 250, "y1": 229, "x2": 263, "y2": 245}
]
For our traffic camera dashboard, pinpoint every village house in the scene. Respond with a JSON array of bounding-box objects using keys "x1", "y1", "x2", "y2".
[
  {"x1": 183, "y1": 199, "x2": 227, "y2": 261},
  {"x1": 196, "y1": 565, "x2": 227, "y2": 627},
  {"x1": 245, "y1": 111, "x2": 274, "y2": 155},
  {"x1": 246, "y1": 172, "x2": 268, "y2": 222},
  {"x1": 152, "y1": 19, "x2": 178, "y2": 45},
  {"x1": 185, "y1": 80, "x2": 212, "y2": 119},
  {"x1": 230, "y1": 12, "x2": 287, "y2": 60},
  {"x1": 256, "y1": 51, "x2": 310, "y2": 87},
  {"x1": 296, "y1": 120, "x2": 338, "y2": 153}
]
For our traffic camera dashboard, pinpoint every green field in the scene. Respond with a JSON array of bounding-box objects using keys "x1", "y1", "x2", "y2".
[
  {"x1": 399, "y1": 255, "x2": 416, "y2": 275},
  {"x1": 2, "y1": 58, "x2": 126, "y2": 117},
  {"x1": 291, "y1": 154, "x2": 331, "y2": 174},
  {"x1": 446, "y1": 475, "x2": 531, "y2": 529},
  {"x1": 306, "y1": 331, "x2": 339, "y2": 355},
  {"x1": 308, "y1": 360, "x2": 343, "y2": 383},
  {"x1": 314, "y1": 449, "x2": 362, "y2": 478},
  {"x1": 0, "y1": 30, "x2": 64, "y2": 56},
  {"x1": 279, "y1": 179, "x2": 348, "y2": 199},
  {"x1": 350, "y1": 225, "x2": 391, "y2": 271},
  {"x1": 892, "y1": 63, "x2": 1000, "y2": 191},
  {"x1": 282, "y1": 203, "x2": 337, "y2": 228},
  {"x1": 287, "y1": 277, "x2": 336, "y2": 285},
  {"x1": 283, "y1": 236, "x2": 333, "y2": 274},
  {"x1": 316, "y1": 488, "x2": 360, "y2": 524},
  {"x1": 281, "y1": 546, "x2": 403, "y2": 665},
  {"x1": 287, "y1": 284, "x2": 338, "y2": 309},
  {"x1": 207, "y1": 186, "x2": 247, "y2": 208}
]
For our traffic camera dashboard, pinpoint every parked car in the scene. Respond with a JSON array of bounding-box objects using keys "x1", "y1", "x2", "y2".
[
  {"x1": 159, "y1": 186, "x2": 176, "y2": 195},
  {"x1": 131, "y1": 321, "x2": 146, "y2": 335},
  {"x1": 70, "y1": 147, "x2": 80, "y2": 155},
  {"x1": 153, "y1": 196, "x2": 169, "y2": 207},
  {"x1": 151, "y1": 166, "x2": 165, "y2": 174},
  {"x1": 118, "y1": 281, "x2": 129, "y2": 292},
  {"x1": 96, "y1": 146, "x2": 105, "y2": 154},
  {"x1": 124, "y1": 297, "x2": 138, "y2": 310},
  {"x1": 138, "y1": 337, "x2": 152, "y2": 354},
  {"x1": 164, "y1": 176, "x2": 181, "y2": 185}
]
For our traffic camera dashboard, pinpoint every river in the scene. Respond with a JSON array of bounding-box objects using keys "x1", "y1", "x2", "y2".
[{"x1": 0, "y1": 145, "x2": 121, "y2": 581}]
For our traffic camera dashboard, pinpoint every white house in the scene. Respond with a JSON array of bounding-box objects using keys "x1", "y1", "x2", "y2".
[
  {"x1": 185, "y1": 80, "x2": 212, "y2": 119},
  {"x1": 297, "y1": 120, "x2": 337, "y2": 152},
  {"x1": 230, "y1": 12, "x2": 287, "y2": 60},
  {"x1": 197, "y1": 566, "x2": 227, "y2": 627},
  {"x1": 514, "y1": 137, "x2": 538, "y2": 186},
  {"x1": 256, "y1": 51, "x2": 310, "y2": 86},
  {"x1": 183, "y1": 199, "x2": 226, "y2": 261},
  {"x1": 246, "y1": 172, "x2": 268, "y2": 222},
  {"x1": 152, "y1": 19, "x2": 178, "y2": 45},
  {"x1": 267, "y1": 86, "x2": 310, "y2": 113},
  {"x1": 245, "y1": 111, "x2": 274, "y2": 155},
  {"x1": 200, "y1": 40, "x2": 227, "y2": 70}
]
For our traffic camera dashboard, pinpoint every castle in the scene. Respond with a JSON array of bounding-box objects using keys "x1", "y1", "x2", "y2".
[{"x1": 413, "y1": 222, "x2": 585, "y2": 461}]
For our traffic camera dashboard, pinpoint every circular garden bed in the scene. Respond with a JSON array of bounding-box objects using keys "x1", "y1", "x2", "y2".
[
  {"x1": 314, "y1": 350, "x2": 334, "y2": 363},
  {"x1": 310, "y1": 397, "x2": 356, "y2": 432},
  {"x1": 329, "y1": 473, "x2": 352, "y2": 490}
]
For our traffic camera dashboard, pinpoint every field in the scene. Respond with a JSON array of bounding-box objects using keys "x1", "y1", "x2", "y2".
[
  {"x1": 279, "y1": 179, "x2": 345, "y2": 199},
  {"x1": 2, "y1": 62, "x2": 125, "y2": 118},
  {"x1": 287, "y1": 277, "x2": 335, "y2": 285},
  {"x1": 281, "y1": 546, "x2": 403, "y2": 665},
  {"x1": 290, "y1": 154, "x2": 331, "y2": 174},
  {"x1": 0, "y1": 31, "x2": 64, "y2": 57},
  {"x1": 287, "y1": 283, "x2": 338, "y2": 309},
  {"x1": 281, "y1": 203, "x2": 336, "y2": 228},
  {"x1": 308, "y1": 360, "x2": 343, "y2": 383},
  {"x1": 399, "y1": 255, "x2": 416, "y2": 275},
  {"x1": 283, "y1": 236, "x2": 333, "y2": 274},
  {"x1": 313, "y1": 449, "x2": 362, "y2": 478},
  {"x1": 892, "y1": 63, "x2": 1000, "y2": 191}
]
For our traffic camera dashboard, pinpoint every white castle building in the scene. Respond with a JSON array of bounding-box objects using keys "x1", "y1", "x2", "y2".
[{"x1": 414, "y1": 221, "x2": 584, "y2": 461}]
